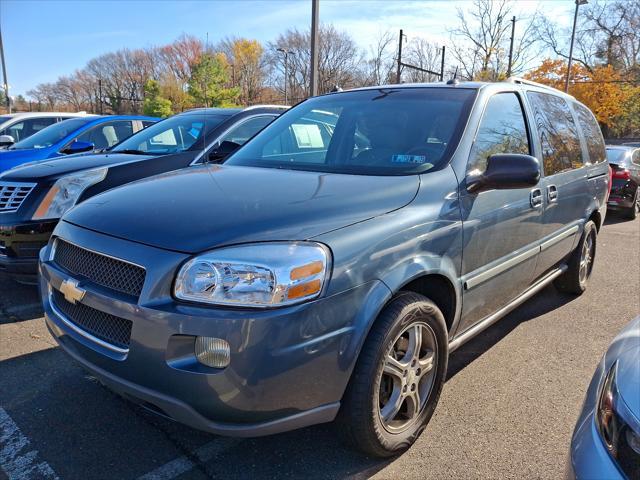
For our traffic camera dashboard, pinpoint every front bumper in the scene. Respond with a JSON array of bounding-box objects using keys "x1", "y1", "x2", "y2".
[
  {"x1": 0, "y1": 219, "x2": 57, "y2": 283},
  {"x1": 40, "y1": 221, "x2": 390, "y2": 436}
]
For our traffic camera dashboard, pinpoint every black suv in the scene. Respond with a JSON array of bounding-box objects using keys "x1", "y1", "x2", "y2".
[{"x1": 0, "y1": 106, "x2": 286, "y2": 283}]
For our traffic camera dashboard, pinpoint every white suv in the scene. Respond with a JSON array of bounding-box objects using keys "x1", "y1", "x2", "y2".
[{"x1": 0, "y1": 112, "x2": 92, "y2": 148}]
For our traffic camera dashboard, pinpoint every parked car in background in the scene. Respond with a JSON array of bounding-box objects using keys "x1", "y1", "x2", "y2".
[
  {"x1": 0, "y1": 106, "x2": 285, "y2": 283},
  {"x1": 0, "y1": 111, "x2": 91, "y2": 148},
  {"x1": 606, "y1": 145, "x2": 640, "y2": 219},
  {"x1": 567, "y1": 316, "x2": 640, "y2": 480},
  {"x1": 622, "y1": 142, "x2": 640, "y2": 147},
  {"x1": 0, "y1": 115, "x2": 157, "y2": 174},
  {"x1": 39, "y1": 80, "x2": 608, "y2": 457}
]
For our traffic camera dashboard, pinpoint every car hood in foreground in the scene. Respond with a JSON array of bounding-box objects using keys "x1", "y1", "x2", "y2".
[
  {"x1": 62, "y1": 164, "x2": 420, "y2": 253},
  {"x1": 611, "y1": 317, "x2": 640, "y2": 419}
]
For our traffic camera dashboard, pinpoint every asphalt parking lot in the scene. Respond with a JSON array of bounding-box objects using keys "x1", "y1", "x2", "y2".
[{"x1": 0, "y1": 214, "x2": 638, "y2": 480}]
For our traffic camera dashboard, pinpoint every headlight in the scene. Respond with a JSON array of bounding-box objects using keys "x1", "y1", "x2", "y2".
[
  {"x1": 596, "y1": 361, "x2": 640, "y2": 478},
  {"x1": 32, "y1": 168, "x2": 107, "y2": 220},
  {"x1": 174, "y1": 242, "x2": 330, "y2": 307}
]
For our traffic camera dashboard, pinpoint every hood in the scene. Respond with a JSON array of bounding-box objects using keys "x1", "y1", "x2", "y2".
[
  {"x1": 0, "y1": 147, "x2": 53, "y2": 172},
  {"x1": 1, "y1": 152, "x2": 159, "y2": 182},
  {"x1": 63, "y1": 164, "x2": 420, "y2": 253},
  {"x1": 612, "y1": 317, "x2": 640, "y2": 420}
]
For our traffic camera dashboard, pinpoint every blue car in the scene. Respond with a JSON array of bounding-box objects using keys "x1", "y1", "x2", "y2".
[
  {"x1": 0, "y1": 115, "x2": 157, "y2": 173},
  {"x1": 568, "y1": 316, "x2": 640, "y2": 480}
]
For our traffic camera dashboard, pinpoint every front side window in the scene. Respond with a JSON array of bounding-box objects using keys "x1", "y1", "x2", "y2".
[
  {"x1": 632, "y1": 149, "x2": 640, "y2": 166},
  {"x1": 573, "y1": 103, "x2": 606, "y2": 164},
  {"x1": 76, "y1": 120, "x2": 134, "y2": 149},
  {"x1": 112, "y1": 114, "x2": 227, "y2": 155},
  {"x1": 5, "y1": 117, "x2": 57, "y2": 142},
  {"x1": 8, "y1": 118, "x2": 92, "y2": 150},
  {"x1": 527, "y1": 92, "x2": 583, "y2": 175},
  {"x1": 467, "y1": 92, "x2": 530, "y2": 174},
  {"x1": 218, "y1": 115, "x2": 276, "y2": 146},
  {"x1": 226, "y1": 88, "x2": 477, "y2": 175}
]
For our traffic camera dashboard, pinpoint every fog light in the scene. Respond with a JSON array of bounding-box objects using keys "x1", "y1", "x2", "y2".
[{"x1": 194, "y1": 337, "x2": 230, "y2": 368}]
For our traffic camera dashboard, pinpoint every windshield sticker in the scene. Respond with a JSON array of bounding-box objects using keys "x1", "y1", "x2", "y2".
[{"x1": 391, "y1": 154, "x2": 431, "y2": 165}]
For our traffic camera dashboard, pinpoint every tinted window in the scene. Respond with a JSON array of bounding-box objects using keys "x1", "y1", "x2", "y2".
[
  {"x1": 5, "y1": 117, "x2": 57, "y2": 142},
  {"x1": 218, "y1": 115, "x2": 275, "y2": 146},
  {"x1": 226, "y1": 88, "x2": 477, "y2": 175},
  {"x1": 76, "y1": 120, "x2": 134, "y2": 149},
  {"x1": 8, "y1": 118, "x2": 92, "y2": 150},
  {"x1": 113, "y1": 114, "x2": 227, "y2": 154},
  {"x1": 633, "y1": 150, "x2": 640, "y2": 166},
  {"x1": 573, "y1": 103, "x2": 606, "y2": 164},
  {"x1": 527, "y1": 92, "x2": 583, "y2": 175},
  {"x1": 467, "y1": 92, "x2": 530, "y2": 174}
]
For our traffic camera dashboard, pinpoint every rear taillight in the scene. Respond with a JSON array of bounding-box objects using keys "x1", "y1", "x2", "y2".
[{"x1": 613, "y1": 169, "x2": 631, "y2": 180}]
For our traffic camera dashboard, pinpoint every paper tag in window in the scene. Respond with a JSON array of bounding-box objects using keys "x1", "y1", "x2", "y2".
[
  {"x1": 291, "y1": 124, "x2": 324, "y2": 149},
  {"x1": 391, "y1": 154, "x2": 430, "y2": 165}
]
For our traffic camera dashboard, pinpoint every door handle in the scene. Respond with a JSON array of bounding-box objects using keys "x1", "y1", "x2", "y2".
[
  {"x1": 547, "y1": 185, "x2": 558, "y2": 203},
  {"x1": 530, "y1": 188, "x2": 542, "y2": 208}
]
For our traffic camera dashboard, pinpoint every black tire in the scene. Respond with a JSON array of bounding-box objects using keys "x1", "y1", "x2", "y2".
[
  {"x1": 625, "y1": 190, "x2": 638, "y2": 220},
  {"x1": 554, "y1": 220, "x2": 597, "y2": 295},
  {"x1": 339, "y1": 292, "x2": 448, "y2": 457}
]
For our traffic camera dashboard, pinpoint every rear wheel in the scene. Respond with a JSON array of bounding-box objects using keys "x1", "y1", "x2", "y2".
[
  {"x1": 554, "y1": 220, "x2": 597, "y2": 294},
  {"x1": 339, "y1": 292, "x2": 448, "y2": 457},
  {"x1": 625, "y1": 190, "x2": 639, "y2": 220}
]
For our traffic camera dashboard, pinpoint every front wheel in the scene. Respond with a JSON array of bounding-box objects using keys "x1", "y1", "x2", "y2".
[
  {"x1": 339, "y1": 292, "x2": 448, "y2": 457},
  {"x1": 625, "y1": 190, "x2": 639, "y2": 220}
]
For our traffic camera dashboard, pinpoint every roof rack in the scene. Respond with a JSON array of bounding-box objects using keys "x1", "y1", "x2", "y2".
[
  {"x1": 506, "y1": 77, "x2": 573, "y2": 97},
  {"x1": 243, "y1": 104, "x2": 290, "y2": 111}
]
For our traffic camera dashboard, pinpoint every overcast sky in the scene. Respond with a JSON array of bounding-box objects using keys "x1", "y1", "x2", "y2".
[{"x1": 1, "y1": 0, "x2": 578, "y2": 97}]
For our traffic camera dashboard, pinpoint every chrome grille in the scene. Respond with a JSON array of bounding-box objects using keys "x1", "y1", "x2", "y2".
[
  {"x1": 52, "y1": 289, "x2": 133, "y2": 350},
  {"x1": 53, "y1": 239, "x2": 146, "y2": 299},
  {"x1": 0, "y1": 182, "x2": 36, "y2": 213}
]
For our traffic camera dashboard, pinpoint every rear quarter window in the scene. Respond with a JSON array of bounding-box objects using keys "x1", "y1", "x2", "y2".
[
  {"x1": 573, "y1": 103, "x2": 606, "y2": 164},
  {"x1": 527, "y1": 91, "x2": 583, "y2": 175}
]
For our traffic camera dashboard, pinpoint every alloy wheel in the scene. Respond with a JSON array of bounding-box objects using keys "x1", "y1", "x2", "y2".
[
  {"x1": 377, "y1": 322, "x2": 438, "y2": 434},
  {"x1": 579, "y1": 232, "x2": 595, "y2": 284}
]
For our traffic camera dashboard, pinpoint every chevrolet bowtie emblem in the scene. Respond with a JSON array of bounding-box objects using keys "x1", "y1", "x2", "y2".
[{"x1": 59, "y1": 279, "x2": 86, "y2": 305}]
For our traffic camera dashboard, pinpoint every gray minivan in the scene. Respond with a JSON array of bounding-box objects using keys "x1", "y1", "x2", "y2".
[{"x1": 39, "y1": 79, "x2": 609, "y2": 457}]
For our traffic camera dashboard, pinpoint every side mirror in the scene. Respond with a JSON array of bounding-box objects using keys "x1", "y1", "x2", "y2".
[
  {"x1": 208, "y1": 140, "x2": 241, "y2": 163},
  {"x1": 0, "y1": 135, "x2": 15, "y2": 147},
  {"x1": 62, "y1": 140, "x2": 95, "y2": 155},
  {"x1": 467, "y1": 154, "x2": 541, "y2": 193}
]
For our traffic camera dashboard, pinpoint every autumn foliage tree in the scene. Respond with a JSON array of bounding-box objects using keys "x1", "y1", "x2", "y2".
[{"x1": 525, "y1": 59, "x2": 630, "y2": 135}]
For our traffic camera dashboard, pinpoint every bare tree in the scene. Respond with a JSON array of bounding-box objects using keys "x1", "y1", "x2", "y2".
[
  {"x1": 404, "y1": 38, "x2": 443, "y2": 83},
  {"x1": 361, "y1": 30, "x2": 396, "y2": 86},
  {"x1": 449, "y1": 0, "x2": 541, "y2": 80}
]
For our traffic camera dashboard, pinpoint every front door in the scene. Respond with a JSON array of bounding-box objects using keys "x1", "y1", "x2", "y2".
[{"x1": 458, "y1": 91, "x2": 543, "y2": 333}]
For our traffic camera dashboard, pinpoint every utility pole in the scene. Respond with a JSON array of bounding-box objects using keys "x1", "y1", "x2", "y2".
[
  {"x1": 310, "y1": 0, "x2": 319, "y2": 97},
  {"x1": 396, "y1": 29, "x2": 404, "y2": 84},
  {"x1": 0, "y1": 26, "x2": 10, "y2": 113},
  {"x1": 565, "y1": 0, "x2": 588, "y2": 93},
  {"x1": 507, "y1": 16, "x2": 516, "y2": 78},
  {"x1": 277, "y1": 48, "x2": 294, "y2": 104},
  {"x1": 440, "y1": 46, "x2": 446, "y2": 81}
]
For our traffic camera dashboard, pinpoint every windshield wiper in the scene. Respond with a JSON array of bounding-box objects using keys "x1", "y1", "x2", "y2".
[{"x1": 114, "y1": 149, "x2": 149, "y2": 155}]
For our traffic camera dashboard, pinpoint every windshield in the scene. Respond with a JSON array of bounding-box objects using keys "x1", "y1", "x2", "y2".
[
  {"x1": 226, "y1": 88, "x2": 476, "y2": 175},
  {"x1": 9, "y1": 118, "x2": 92, "y2": 150},
  {"x1": 112, "y1": 113, "x2": 228, "y2": 154},
  {"x1": 606, "y1": 148, "x2": 630, "y2": 164}
]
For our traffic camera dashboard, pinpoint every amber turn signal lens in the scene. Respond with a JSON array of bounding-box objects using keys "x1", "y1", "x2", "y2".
[
  {"x1": 290, "y1": 261, "x2": 324, "y2": 281},
  {"x1": 287, "y1": 279, "x2": 322, "y2": 299}
]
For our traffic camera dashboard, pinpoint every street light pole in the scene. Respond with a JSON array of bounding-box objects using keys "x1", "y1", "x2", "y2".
[
  {"x1": 565, "y1": 0, "x2": 588, "y2": 93},
  {"x1": 507, "y1": 16, "x2": 516, "y2": 78},
  {"x1": 277, "y1": 48, "x2": 294, "y2": 104}
]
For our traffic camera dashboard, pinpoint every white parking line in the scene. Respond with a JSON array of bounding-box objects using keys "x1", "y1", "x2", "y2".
[
  {"x1": 137, "y1": 438, "x2": 241, "y2": 480},
  {"x1": 0, "y1": 408, "x2": 59, "y2": 480}
]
